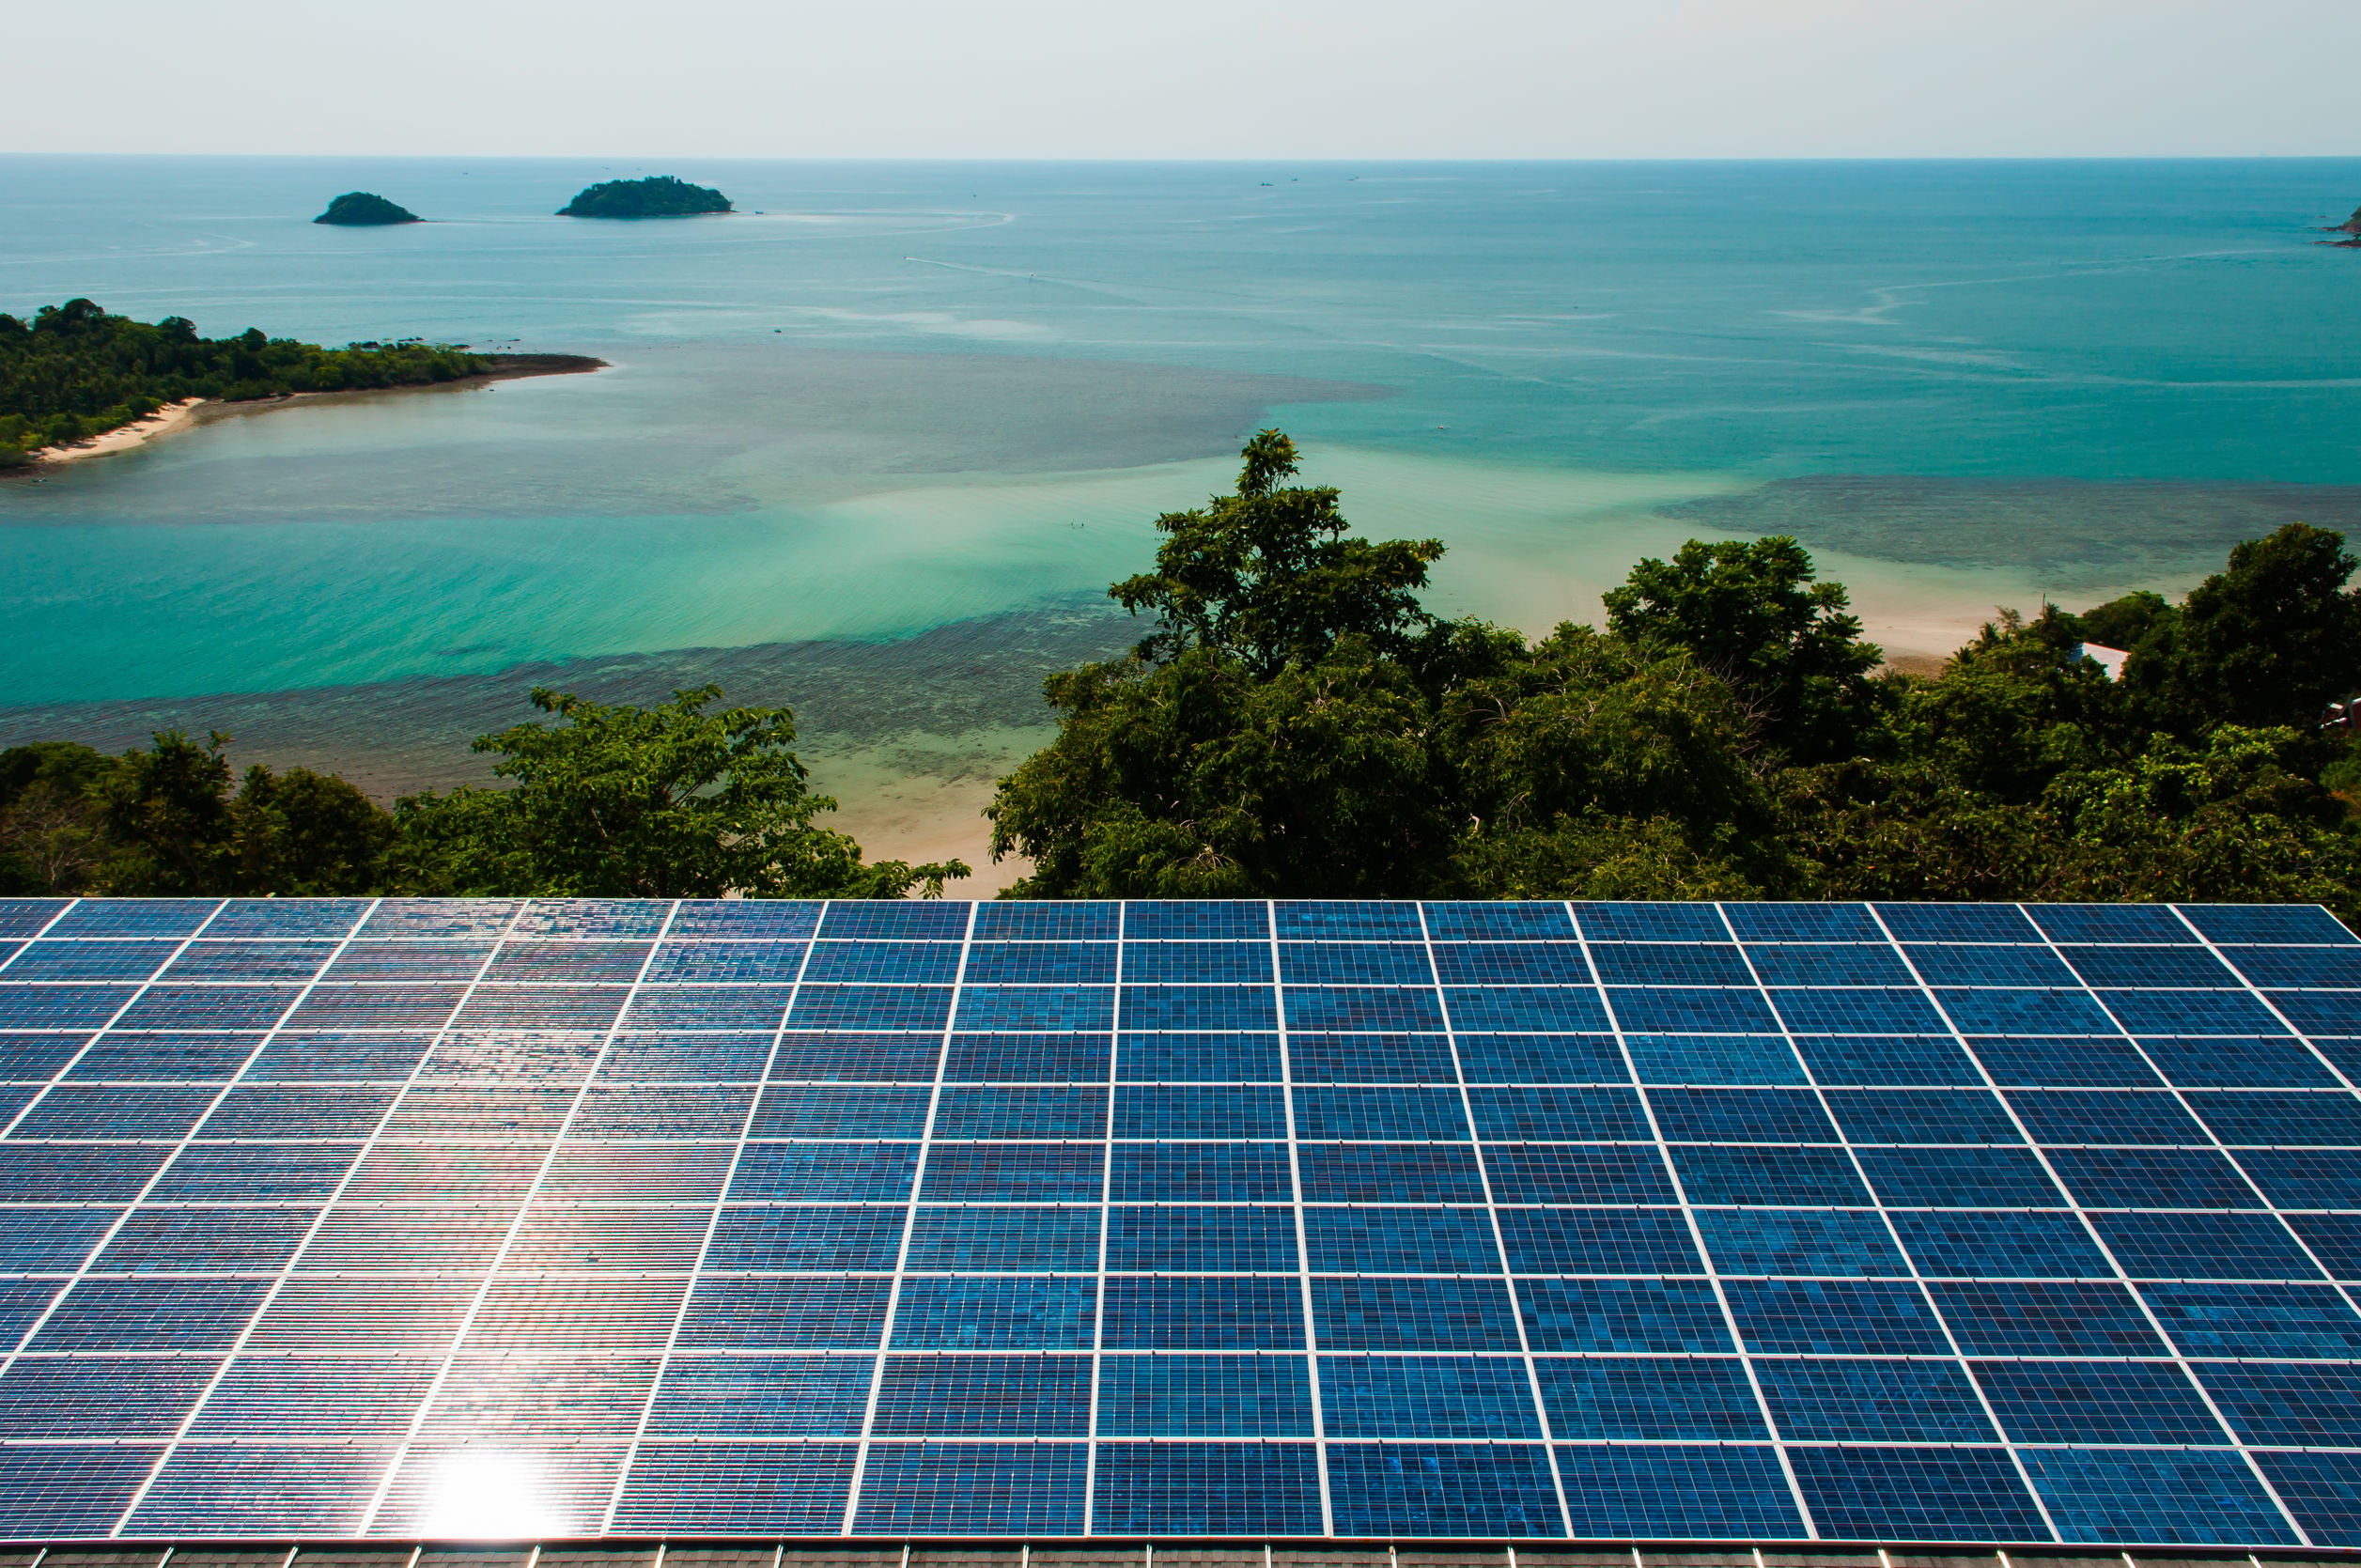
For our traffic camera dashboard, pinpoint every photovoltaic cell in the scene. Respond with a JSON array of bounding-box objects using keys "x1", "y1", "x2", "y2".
[{"x1": 0, "y1": 894, "x2": 2357, "y2": 1546}]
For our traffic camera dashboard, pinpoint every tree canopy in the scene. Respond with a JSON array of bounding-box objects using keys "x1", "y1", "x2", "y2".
[
  {"x1": 2119, "y1": 522, "x2": 2361, "y2": 732},
  {"x1": 1111, "y1": 429, "x2": 1445, "y2": 677},
  {"x1": 0, "y1": 299, "x2": 487, "y2": 463},
  {"x1": 314, "y1": 192, "x2": 421, "y2": 225},
  {"x1": 557, "y1": 177, "x2": 733, "y2": 219},
  {"x1": 1, "y1": 688, "x2": 965, "y2": 901},
  {"x1": 1602, "y1": 536, "x2": 1888, "y2": 761},
  {"x1": 396, "y1": 687, "x2": 964, "y2": 898},
  {"x1": 989, "y1": 433, "x2": 2361, "y2": 918},
  {"x1": 0, "y1": 731, "x2": 391, "y2": 898}
]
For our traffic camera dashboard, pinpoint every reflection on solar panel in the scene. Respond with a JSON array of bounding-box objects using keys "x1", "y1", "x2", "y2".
[{"x1": 2, "y1": 896, "x2": 2361, "y2": 1547}]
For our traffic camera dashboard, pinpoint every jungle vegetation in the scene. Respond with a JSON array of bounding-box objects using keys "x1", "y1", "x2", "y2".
[
  {"x1": 556, "y1": 176, "x2": 733, "y2": 219},
  {"x1": 0, "y1": 689, "x2": 967, "y2": 901},
  {"x1": 985, "y1": 430, "x2": 2361, "y2": 916}
]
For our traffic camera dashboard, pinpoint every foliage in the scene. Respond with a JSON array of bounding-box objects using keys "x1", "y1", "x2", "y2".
[
  {"x1": 0, "y1": 298, "x2": 487, "y2": 460},
  {"x1": 314, "y1": 192, "x2": 421, "y2": 225},
  {"x1": 0, "y1": 743, "x2": 116, "y2": 895},
  {"x1": 2117, "y1": 522, "x2": 2361, "y2": 734},
  {"x1": 988, "y1": 641, "x2": 1452, "y2": 898},
  {"x1": 2069, "y1": 589, "x2": 2172, "y2": 650},
  {"x1": 1111, "y1": 429, "x2": 1445, "y2": 677},
  {"x1": 990, "y1": 442, "x2": 1788, "y2": 900},
  {"x1": 0, "y1": 733, "x2": 392, "y2": 896},
  {"x1": 394, "y1": 688, "x2": 965, "y2": 898},
  {"x1": 557, "y1": 176, "x2": 733, "y2": 219},
  {"x1": 1602, "y1": 535, "x2": 1888, "y2": 761},
  {"x1": 0, "y1": 690, "x2": 960, "y2": 901},
  {"x1": 1433, "y1": 625, "x2": 1780, "y2": 895},
  {"x1": 991, "y1": 430, "x2": 2361, "y2": 922},
  {"x1": 232, "y1": 763, "x2": 401, "y2": 896}
]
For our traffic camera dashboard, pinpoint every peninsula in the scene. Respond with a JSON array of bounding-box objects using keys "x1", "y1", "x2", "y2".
[
  {"x1": 0, "y1": 299, "x2": 601, "y2": 466},
  {"x1": 314, "y1": 192, "x2": 420, "y2": 225},
  {"x1": 557, "y1": 175, "x2": 732, "y2": 218}
]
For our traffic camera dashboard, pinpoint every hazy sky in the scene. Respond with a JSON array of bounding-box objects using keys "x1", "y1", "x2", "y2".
[{"x1": 10, "y1": 0, "x2": 2359, "y2": 159}]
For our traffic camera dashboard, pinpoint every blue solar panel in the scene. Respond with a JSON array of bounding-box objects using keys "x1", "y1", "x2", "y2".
[
  {"x1": 1, "y1": 895, "x2": 2359, "y2": 1546},
  {"x1": 1096, "y1": 1353, "x2": 1313, "y2": 1436}
]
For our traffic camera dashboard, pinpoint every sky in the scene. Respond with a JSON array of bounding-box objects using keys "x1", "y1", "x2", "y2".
[{"x1": 8, "y1": 0, "x2": 2359, "y2": 159}]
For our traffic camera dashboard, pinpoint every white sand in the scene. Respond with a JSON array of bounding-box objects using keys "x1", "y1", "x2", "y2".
[
  {"x1": 33, "y1": 398, "x2": 206, "y2": 464},
  {"x1": 803, "y1": 729, "x2": 1053, "y2": 900}
]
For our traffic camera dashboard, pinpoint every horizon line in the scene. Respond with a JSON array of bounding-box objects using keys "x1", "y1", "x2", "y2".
[{"x1": 8, "y1": 150, "x2": 2361, "y2": 165}]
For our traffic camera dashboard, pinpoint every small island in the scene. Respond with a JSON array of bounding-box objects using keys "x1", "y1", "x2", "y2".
[
  {"x1": 558, "y1": 175, "x2": 733, "y2": 219},
  {"x1": 0, "y1": 299, "x2": 602, "y2": 467},
  {"x1": 314, "y1": 192, "x2": 421, "y2": 226}
]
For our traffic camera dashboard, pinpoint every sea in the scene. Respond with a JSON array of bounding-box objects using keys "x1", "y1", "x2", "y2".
[{"x1": 4, "y1": 156, "x2": 2360, "y2": 888}]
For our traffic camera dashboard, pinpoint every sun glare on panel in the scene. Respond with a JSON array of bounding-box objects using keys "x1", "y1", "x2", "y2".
[{"x1": 417, "y1": 1450, "x2": 563, "y2": 1540}]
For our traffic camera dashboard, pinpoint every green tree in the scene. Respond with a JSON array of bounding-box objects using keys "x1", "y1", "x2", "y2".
[
  {"x1": 1602, "y1": 536, "x2": 1887, "y2": 761},
  {"x1": 989, "y1": 431, "x2": 2361, "y2": 919},
  {"x1": 2041, "y1": 725, "x2": 2361, "y2": 908},
  {"x1": 0, "y1": 742, "x2": 116, "y2": 894},
  {"x1": 233, "y1": 765, "x2": 396, "y2": 896},
  {"x1": 2124, "y1": 522, "x2": 2361, "y2": 733},
  {"x1": 95, "y1": 730, "x2": 237, "y2": 894},
  {"x1": 1446, "y1": 814, "x2": 1765, "y2": 901},
  {"x1": 396, "y1": 686, "x2": 966, "y2": 898},
  {"x1": 1435, "y1": 625, "x2": 1778, "y2": 897},
  {"x1": 1898, "y1": 606, "x2": 2129, "y2": 802},
  {"x1": 557, "y1": 177, "x2": 733, "y2": 219},
  {"x1": 2070, "y1": 589, "x2": 2174, "y2": 650},
  {"x1": 988, "y1": 640, "x2": 1453, "y2": 898},
  {"x1": 82, "y1": 731, "x2": 398, "y2": 896},
  {"x1": 989, "y1": 433, "x2": 1781, "y2": 900},
  {"x1": 0, "y1": 299, "x2": 489, "y2": 459},
  {"x1": 1113, "y1": 429, "x2": 1444, "y2": 677}
]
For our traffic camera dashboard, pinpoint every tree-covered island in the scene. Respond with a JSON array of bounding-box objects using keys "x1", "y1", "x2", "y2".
[
  {"x1": 558, "y1": 175, "x2": 733, "y2": 218},
  {"x1": 0, "y1": 298, "x2": 601, "y2": 465},
  {"x1": 314, "y1": 192, "x2": 421, "y2": 225}
]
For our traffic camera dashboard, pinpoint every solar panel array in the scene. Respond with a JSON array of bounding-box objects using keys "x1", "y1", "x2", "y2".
[{"x1": 2, "y1": 897, "x2": 2360, "y2": 1547}]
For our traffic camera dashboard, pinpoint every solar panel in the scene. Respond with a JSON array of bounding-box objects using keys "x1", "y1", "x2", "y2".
[{"x1": 0, "y1": 897, "x2": 2357, "y2": 1546}]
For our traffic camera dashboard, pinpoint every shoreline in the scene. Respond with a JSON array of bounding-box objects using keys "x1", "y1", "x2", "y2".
[
  {"x1": 19, "y1": 352, "x2": 607, "y2": 469},
  {"x1": 30, "y1": 397, "x2": 207, "y2": 465}
]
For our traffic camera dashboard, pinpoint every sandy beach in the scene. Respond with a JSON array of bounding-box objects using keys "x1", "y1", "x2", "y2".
[
  {"x1": 17, "y1": 354, "x2": 606, "y2": 470},
  {"x1": 32, "y1": 397, "x2": 206, "y2": 464}
]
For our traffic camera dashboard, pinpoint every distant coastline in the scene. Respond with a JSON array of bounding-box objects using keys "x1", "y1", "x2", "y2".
[{"x1": 19, "y1": 353, "x2": 607, "y2": 469}]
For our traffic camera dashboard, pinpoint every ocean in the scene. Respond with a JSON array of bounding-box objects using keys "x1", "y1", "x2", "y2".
[{"x1": 5, "y1": 156, "x2": 2360, "y2": 885}]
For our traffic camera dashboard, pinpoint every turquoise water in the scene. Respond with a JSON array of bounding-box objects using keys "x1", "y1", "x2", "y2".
[{"x1": 6, "y1": 156, "x2": 2361, "y2": 710}]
